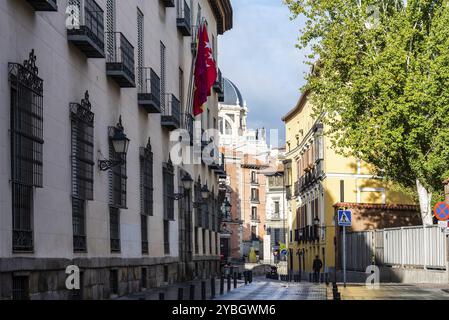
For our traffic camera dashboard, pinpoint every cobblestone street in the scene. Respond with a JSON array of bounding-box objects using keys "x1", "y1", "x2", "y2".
[{"x1": 214, "y1": 278, "x2": 327, "y2": 300}]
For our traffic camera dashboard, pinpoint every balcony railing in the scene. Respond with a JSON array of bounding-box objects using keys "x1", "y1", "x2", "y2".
[
  {"x1": 214, "y1": 152, "x2": 226, "y2": 178},
  {"x1": 26, "y1": 0, "x2": 57, "y2": 11},
  {"x1": 250, "y1": 196, "x2": 260, "y2": 204},
  {"x1": 251, "y1": 215, "x2": 260, "y2": 223},
  {"x1": 138, "y1": 67, "x2": 161, "y2": 113},
  {"x1": 73, "y1": 235, "x2": 87, "y2": 252},
  {"x1": 176, "y1": 0, "x2": 191, "y2": 36},
  {"x1": 67, "y1": 0, "x2": 105, "y2": 58},
  {"x1": 161, "y1": 0, "x2": 175, "y2": 7},
  {"x1": 213, "y1": 68, "x2": 224, "y2": 94},
  {"x1": 161, "y1": 94, "x2": 181, "y2": 130},
  {"x1": 298, "y1": 159, "x2": 324, "y2": 192},
  {"x1": 106, "y1": 32, "x2": 135, "y2": 88}
]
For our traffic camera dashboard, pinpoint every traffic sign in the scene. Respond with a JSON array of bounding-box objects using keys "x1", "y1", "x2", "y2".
[
  {"x1": 338, "y1": 210, "x2": 352, "y2": 226},
  {"x1": 434, "y1": 202, "x2": 449, "y2": 221}
]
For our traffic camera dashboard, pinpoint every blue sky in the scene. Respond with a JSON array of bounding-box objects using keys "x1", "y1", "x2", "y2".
[{"x1": 219, "y1": 0, "x2": 309, "y2": 144}]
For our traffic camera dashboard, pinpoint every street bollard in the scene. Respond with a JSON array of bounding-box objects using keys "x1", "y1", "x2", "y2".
[
  {"x1": 244, "y1": 271, "x2": 248, "y2": 285},
  {"x1": 210, "y1": 277, "x2": 216, "y2": 299},
  {"x1": 227, "y1": 274, "x2": 231, "y2": 292},
  {"x1": 249, "y1": 271, "x2": 253, "y2": 283},
  {"x1": 201, "y1": 281, "x2": 206, "y2": 300},
  {"x1": 189, "y1": 284, "x2": 195, "y2": 300},
  {"x1": 234, "y1": 273, "x2": 237, "y2": 289},
  {"x1": 220, "y1": 276, "x2": 224, "y2": 295},
  {"x1": 159, "y1": 292, "x2": 165, "y2": 300},
  {"x1": 178, "y1": 287, "x2": 184, "y2": 300}
]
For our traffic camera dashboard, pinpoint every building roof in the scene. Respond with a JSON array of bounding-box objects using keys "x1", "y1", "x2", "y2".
[
  {"x1": 282, "y1": 90, "x2": 310, "y2": 123},
  {"x1": 223, "y1": 77, "x2": 244, "y2": 107},
  {"x1": 208, "y1": 0, "x2": 233, "y2": 35}
]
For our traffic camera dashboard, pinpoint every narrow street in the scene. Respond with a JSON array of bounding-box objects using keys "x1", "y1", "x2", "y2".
[{"x1": 214, "y1": 278, "x2": 327, "y2": 300}]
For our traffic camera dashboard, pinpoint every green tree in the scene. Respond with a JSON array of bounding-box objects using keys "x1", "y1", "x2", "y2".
[{"x1": 285, "y1": 0, "x2": 449, "y2": 224}]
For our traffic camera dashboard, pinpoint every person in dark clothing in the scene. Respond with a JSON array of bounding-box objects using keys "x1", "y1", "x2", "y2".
[{"x1": 312, "y1": 255, "x2": 323, "y2": 283}]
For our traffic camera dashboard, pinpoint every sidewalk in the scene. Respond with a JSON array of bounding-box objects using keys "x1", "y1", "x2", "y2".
[
  {"x1": 117, "y1": 277, "x2": 247, "y2": 300},
  {"x1": 327, "y1": 283, "x2": 449, "y2": 300}
]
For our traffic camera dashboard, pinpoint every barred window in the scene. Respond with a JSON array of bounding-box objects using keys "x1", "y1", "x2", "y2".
[
  {"x1": 70, "y1": 93, "x2": 94, "y2": 201},
  {"x1": 194, "y1": 180, "x2": 202, "y2": 227},
  {"x1": 9, "y1": 50, "x2": 44, "y2": 253},
  {"x1": 164, "y1": 219, "x2": 170, "y2": 255},
  {"x1": 140, "y1": 139, "x2": 153, "y2": 216},
  {"x1": 162, "y1": 160, "x2": 174, "y2": 221},
  {"x1": 72, "y1": 198, "x2": 86, "y2": 252},
  {"x1": 70, "y1": 92, "x2": 94, "y2": 253},
  {"x1": 141, "y1": 214, "x2": 148, "y2": 254},
  {"x1": 110, "y1": 144, "x2": 127, "y2": 208},
  {"x1": 12, "y1": 276, "x2": 29, "y2": 300},
  {"x1": 110, "y1": 207, "x2": 121, "y2": 252}
]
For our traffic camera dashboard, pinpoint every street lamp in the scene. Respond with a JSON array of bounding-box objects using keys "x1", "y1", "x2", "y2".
[
  {"x1": 174, "y1": 173, "x2": 193, "y2": 200},
  {"x1": 201, "y1": 184, "x2": 210, "y2": 199},
  {"x1": 98, "y1": 116, "x2": 130, "y2": 171}
]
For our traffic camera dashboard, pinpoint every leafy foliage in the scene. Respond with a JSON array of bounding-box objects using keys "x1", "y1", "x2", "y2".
[{"x1": 285, "y1": 0, "x2": 449, "y2": 194}]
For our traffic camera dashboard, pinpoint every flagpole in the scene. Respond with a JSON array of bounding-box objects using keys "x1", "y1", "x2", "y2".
[{"x1": 186, "y1": 13, "x2": 202, "y2": 115}]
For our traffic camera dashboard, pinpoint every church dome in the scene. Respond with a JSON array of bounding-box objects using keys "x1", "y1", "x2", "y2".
[{"x1": 223, "y1": 77, "x2": 244, "y2": 107}]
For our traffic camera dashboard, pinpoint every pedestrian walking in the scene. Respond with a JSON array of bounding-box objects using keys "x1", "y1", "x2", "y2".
[{"x1": 312, "y1": 255, "x2": 323, "y2": 283}]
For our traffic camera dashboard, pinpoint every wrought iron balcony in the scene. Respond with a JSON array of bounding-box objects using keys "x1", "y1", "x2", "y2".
[
  {"x1": 251, "y1": 215, "x2": 260, "y2": 223},
  {"x1": 138, "y1": 67, "x2": 161, "y2": 113},
  {"x1": 294, "y1": 180, "x2": 300, "y2": 197},
  {"x1": 176, "y1": 0, "x2": 191, "y2": 36},
  {"x1": 67, "y1": 0, "x2": 105, "y2": 58},
  {"x1": 213, "y1": 68, "x2": 224, "y2": 94},
  {"x1": 161, "y1": 94, "x2": 181, "y2": 130},
  {"x1": 26, "y1": 0, "x2": 57, "y2": 11},
  {"x1": 214, "y1": 152, "x2": 226, "y2": 178},
  {"x1": 106, "y1": 32, "x2": 135, "y2": 88},
  {"x1": 161, "y1": 0, "x2": 175, "y2": 7}
]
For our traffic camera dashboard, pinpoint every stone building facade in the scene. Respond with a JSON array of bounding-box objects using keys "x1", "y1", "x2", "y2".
[{"x1": 0, "y1": 0, "x2": 232, "y2": 299}]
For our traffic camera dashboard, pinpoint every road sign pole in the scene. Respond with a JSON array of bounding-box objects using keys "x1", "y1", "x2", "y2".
[{"x1": 343, "y1": 225, "x2": 346, "y2": 288}]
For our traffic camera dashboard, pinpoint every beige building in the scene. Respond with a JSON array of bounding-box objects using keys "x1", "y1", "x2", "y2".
[
  {"x1": 282, "y1": 90, "x2": 416, "y2": 280},
  {"x1": 0, "y1": 0, "x2": 232, "y2": 299}
]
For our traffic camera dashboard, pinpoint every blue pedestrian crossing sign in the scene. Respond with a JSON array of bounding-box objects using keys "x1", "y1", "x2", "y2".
[{"x1": 338, "y1": 210, "x2": 352, "y2": 226}]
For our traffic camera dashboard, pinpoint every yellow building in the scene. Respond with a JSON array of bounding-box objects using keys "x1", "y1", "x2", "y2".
[{"x1": 282, "y1": 90, "x2": 415, "y2": 280}]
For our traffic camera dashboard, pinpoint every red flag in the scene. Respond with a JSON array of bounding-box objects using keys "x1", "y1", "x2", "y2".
[{"x1": 193, "y1": 23, "x2": 217, "y2": 117}]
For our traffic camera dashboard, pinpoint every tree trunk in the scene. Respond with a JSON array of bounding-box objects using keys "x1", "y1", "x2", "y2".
[{"x1": 416, "y1": 179, "x2": 433, "y2": 225}]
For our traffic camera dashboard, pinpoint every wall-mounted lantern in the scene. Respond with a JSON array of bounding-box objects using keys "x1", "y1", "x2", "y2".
[{"x1": 98, "y1": 116, "x2": 130, "y2": 171}]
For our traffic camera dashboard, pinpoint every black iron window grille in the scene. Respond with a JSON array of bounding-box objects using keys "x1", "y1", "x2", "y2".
[
  {"x1": 162, "y1": 159, "x2": 175, "y2": 221},
  {"x1": 72, "y1": 198, "x2": 87, "y2": 252},
  {"x1": 12, "y1": 184, "x2": 34, "y2": 252},
  {"x1": 194, "y1": 180, "x2": 203, "y2": 227},
  {"x1": 12, "y1": 276, "x2": 29, "y2": 300},
  {"x1": 70, "y1": 93, "x2": 94, "y2": 201},
  {"x1": 67, "y1": 0, "x2": 105, "y2": 58},
  {"x1": 202, "y1": 229, "x2": 206, "y2": 254},
  {"x1": 164, "y1": 220, "x2": 170, "y2": 255},
  {"x1": 109, "y1": 143, "x2": 127, "y2": 209},
  {"x1": 110, "y1": 207, "x2": 121, "y2": 252},
  {"x1": 9, "y1": 50, "x2": 44, "y2": 253},
  {"x1": 141, "y1": 267, "x2": 147, "y2": 289},
  {"x1": 194, "y1": 227, "x2": 199, "y2": 254},
  {"x1": 70, "y1": 91, "x2": 94, "y2": 252},
  {"x1": 140, "y1": 138, "x2": 153, "y2": 216},
  {"x1": 141, "y1": 214, "x2": 148, "y2": 254}
]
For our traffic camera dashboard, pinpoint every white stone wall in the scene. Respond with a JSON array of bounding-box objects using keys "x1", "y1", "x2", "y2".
[{"x1": 0, "y1": 0, "x2": 221, "y2": 262}]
